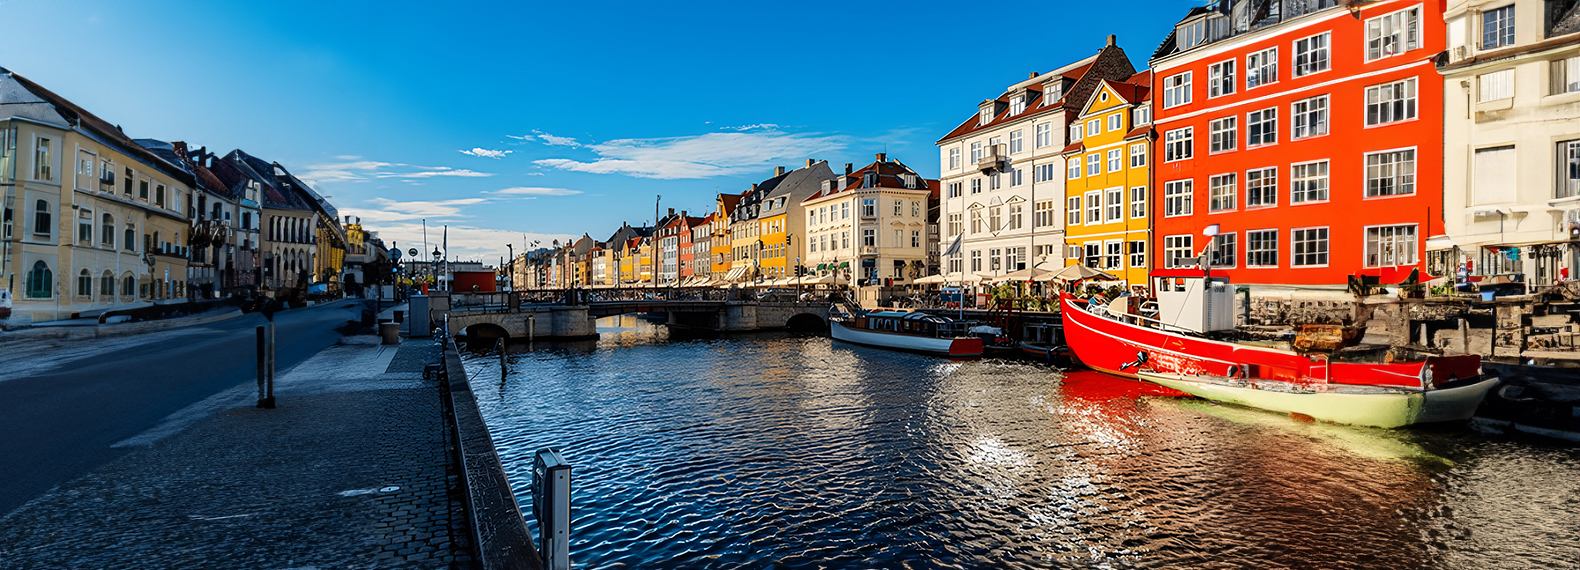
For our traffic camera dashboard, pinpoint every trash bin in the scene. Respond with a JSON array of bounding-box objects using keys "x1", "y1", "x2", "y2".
[
  {"x1": 380, "y1": 322, "x2": 401, "y2": 345},
  {"x1": 394, "y1": 310, "x2": 405, "y2": 323}
]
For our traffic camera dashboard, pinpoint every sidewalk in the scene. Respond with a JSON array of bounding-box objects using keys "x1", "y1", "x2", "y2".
[{"x1": 0, "y1": 333, "x2": 474, "y2": 569}]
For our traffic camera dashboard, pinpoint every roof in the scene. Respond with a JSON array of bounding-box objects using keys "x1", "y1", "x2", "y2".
[
  {"x1": 935, "y1": 47, "x2": 1133, "y2": 144},
  {"x1": 802, "y1": 155, "x2": 936, "y2": 204},
  {"x1": 1060, "y1": 142, "x2": 1085, "y2": 154}
]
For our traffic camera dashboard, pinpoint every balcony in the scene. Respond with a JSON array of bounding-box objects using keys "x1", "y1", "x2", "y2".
[
  {"x1": 976, "y1": 144, "x2": 1009, "y2": 174},
  {"x1": 860, "y1": 246, "x2": 878, "y2": 256}
]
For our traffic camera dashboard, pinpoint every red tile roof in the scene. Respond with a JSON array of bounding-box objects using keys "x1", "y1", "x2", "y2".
[
  {"x1": 802, "y1": 157, "x2": 936, "y2": 204},
  {"x1": 935, "y1": 57, "x2": 1105, "y2": 144},
  {"x1": 1061, "y1": 142, "x2": 1085, "y2": 154}
]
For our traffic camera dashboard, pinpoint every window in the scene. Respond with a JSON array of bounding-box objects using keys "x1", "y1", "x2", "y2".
[
  {"x1": 1133, "y1": 105, "x2": 1151, "y2": 126},
  {"x1": 989, "y1": 173, "x2": 1002, "y2": 190},
  {"x1": 970, "y1": 142, "x2": 983, "y2": 163},
  {"x1": 1209, "y1": 117, "x2": 1237, "y2": 153},
  {"x1": 1246, "y1": 167, "x2": 1277, "y2": 208},
  {"x1": 1247, "y1": 108, "x2": 1277, "y2": 146},
  {"x1": 139, "y1": 180, "x2": 148, "y2": 200},
  {"x1": 971, "y1": 208, "x2": 983, "y2": 233},
  {"x1": 125, "y1": 223, "x2": 136, "y2": 251},
  {"x1": 1036, "y1": 163, "x2": 1058, "y2": 182},
  {"x1": 863, "y1": 229, "x2": 875, "y2": 247},
  {"x1": 911, "y1": 230, "x2": 921, "y2": 248},
  {"x1": 1551, "y1": 57, "x2": 1580, "y2": 95},
  {"x1": 1163, "y1": 72, "x2": 1192, "y2": 108},
  {"x1": 1103, "y1": 240, "x2": 1123, "y2": 270},
  {"x1": 1128, "y1": 241, "x2": 1146, "y2": 268},
  {"x1": 1107, "y1": 149, "x2": 1122, "y2": 172},
  {"x1": 1367, "y1": 7, "x2": 1421, "y2": 61},
  {"x1": 123, "y1": 168, "x2": 133, "y2": 195},
  {"x1": 1366, "y1": 225, "x2": 1418, "y2": 267},
  {"x1": 1009, "y1": 130, "x2": 1024, "y2": 154},
  {"x1": 1367, "y1": 78, "x2": 1417, "y2": 125},
  {"x1": 1130, "y1": 187, "x2": 1147, "y2": 219},
  {"x1": 989, "y1": 206, "x2": 1002, "y2": 232},
  {"x1": 33, "y1": 199, "x2": 50, "y2": 236},
  {"x1": 1105, "y1": 189, "x2": 1123, "y2": 222},
  {"x1": 1008, "y1": 202, "x2": 1023, "y2": 230},
  {"x1": 1130, "y1": 144, "x2": 1147, "y2": 168},
  {"x1": 1366, "y1": 149, "x2": 1416, "y2": 197},
  {"x1": 1291, "y1": 95, "x2": 1328, "y2": 139},
  {"x1": 947, "y1": 182, "x2": 962, "y2": 198},
  {"x1": 970, "y1": 250, "x2": 982, "y2": 272},
  {"x1": 101, "y1": 213, "x2": 115, "y2": 247},
  {"x1": 33, "y1": 137, "x2": 52, "y2": 181},
  {"x1": 1165, "y1": 127, "x2": 1194, "y2": 162},
  {"x1": 912, "y1": 201, "x2": 921, "y2": 217},
  {"x1": 1246, "y1": 47, "x2": 1277, "y2": 89},
  {"x1": 1294, "y1": 33, "x2": 1330, "y2": 77},
  {"x1": 1164, "y1": 180, "x2": 1193, "y2": 217},
  {"x1": 1479, "y1": 69, "x2": 1514, "y2": 102},
  {"x1": 949, "y1": 148, "x2": 961, "y2": 169},
  {"x1": 1009, "y1": 95, "x2": 1026, "y2": 116},
  {"x1": 970, "y1": 178, "x2": 982, "y2": 194},
  {"x1": 1085, "y1": 191, "x2": 1101, "y2": 225},
  {"x1": 26, "y1": 261, "x2": 52, "y2": 298},
  {"x1": 1083, "y1": 243, "x2": 1100, "y2": 268},
  {"x1": 894, "y1": 200, "x2": 903, "y2": 216},
  {"x1": 122, "y1": 274, "x2": 135, "y2": 297},
  {"x1": 1087, "y1": 119, "x2": 1101, "y2": 137},
  {"x1": 1035, "y1": 123, "x2": 1052, "y2": 148},
  {"x1": 1482, "y1": 5, "x2": 1515, "y2": 50},
  {"x1": 1035, "y1": 200, "x2": 1055, "y2": 227},
  {"x1": 1209, "y1": 60, "x2": 1236, "y2": 98},
  {"x1": 1209, "y1": 174, "x2": 1237, "y2": 212},
  {"x1": 1291, "y1": 160, "x2": 1330, "y2": 203},
  {"x1": 862, "y1": 198, "x2": 877, "y2": 217},
  {"x1": 1164, "y1": 235, "x2": 1194, "y2": 269},
  {"x1": 894, "y1": 230, "x2": 902, "y2": 248},
  {"x1": 979, "y1": 107, "x2": 994, "y2": 125},
  {"x1": 1086, "y1": 154, "x2": 1100, "y2": 176},
  {"x1": 842, "y1": 231, "x2": 849, "y2": 248},
  {"x1": 1292, "y1": 227, "x2": 1329, "y2": 266},
  {"x1": 1559, "y1": 140, "x2": 1580, "y2": 198},
  {"x1": 948, "y1": 213, "x2": 963, "y2": 236},
  {"x1": 1108, "y1": 113, "x2": 1122, "y2": 132},
  {"x1": 990, "y1": 248, "x2": 1002, "y2": 271},
  {"x1": 101, "y1": 271, "x2": 114, "y2": 299},
  {"x1": 1068, "y1": 157, "x2": 1082, "y2": 180},
  {"x1": 77, "y1": 269, "x2": 92, "y2": 297},
  {"x1": 1070, "y1": 123, "x2": 1084, "y2": 143},
  {"x1": 1011, "y1": 168, "x2": 1024, "y2": 187},
  {"x1": 1247, "y1": 230, "x2": 1279, "y2": 267},
  {"x1": 77, "y1": 209, "x2": 92, "y2": 245},
  {"x1": 1067, "y1": 196, "x2": 1082, "y2": 225},
  {"x1": 1209, "y1": 233, "x2": 1237, "y2": 268}
]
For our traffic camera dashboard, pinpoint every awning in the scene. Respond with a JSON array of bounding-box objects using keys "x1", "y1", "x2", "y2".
[{"x1": 913, "y1": 274, "x2": 949, "y2": 284}]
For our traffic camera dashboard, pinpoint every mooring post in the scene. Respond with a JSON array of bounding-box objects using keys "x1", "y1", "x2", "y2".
[
  {"x1": 1419, "y1": 323, "x2": 1430, "y2": 347},
  {"x1": 262, "y1": 319, "x2": 277, "y2": 408},
  {"x1": 498, "y1": 338, "x2": 507, "y2": 377},
  {"x1": 1459, "y1": 318, "x2": 1470, "y2": 355},
  {"x1": 255, "y1": 326, "x2": 267, "y2": 405},
  {"x1": 528, "y1": 314, "x2": 536, "y2": 345}
]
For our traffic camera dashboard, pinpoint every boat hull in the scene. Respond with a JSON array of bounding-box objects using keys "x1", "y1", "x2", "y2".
[
  {"x1": 830, "y1": 321, "x2": 983, "y2": 357},
  {"x1": 1139, "y1": 372, "x2": 1500, "y2": 428}
]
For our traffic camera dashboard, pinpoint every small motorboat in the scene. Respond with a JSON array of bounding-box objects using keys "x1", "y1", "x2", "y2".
[
  {"x1": 1137, "y1": 370, "x2": 1498, "y2": 429},
  {"x1": 829, "y1": 310, "x2": 984, "y2": 357},
  {"x1": 1019, "y1": 341, "x2": 1068, "y2": 363}
]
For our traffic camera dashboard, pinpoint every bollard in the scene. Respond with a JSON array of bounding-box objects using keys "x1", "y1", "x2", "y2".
[
  {"x1": 533, "y1": 449, "x2": 573, "y2": 570},
  {"x1": 528, "y1": 314, "x2": 536, "y2": 345},
  {"x1": 260, "y1": 320, "x2": 277, "y2": 408},
  {"x1": 497, "y1": 338, "x2": 507, "y2": 377},
  {"x1": 256, "y1": 326, "x2": 267, "y2": 406},
  {"x1": 1459, "y1": 318, "x2": 1470, "y2": 354},
  {"x1": 1419, "y1": 323, "x2": 1430, "y2": 347},
  {"x1": 381, "y1": 322, "x2": 401, "y2": 345}
]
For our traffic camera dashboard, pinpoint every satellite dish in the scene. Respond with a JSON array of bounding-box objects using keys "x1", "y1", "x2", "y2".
[{"x1": 1202, "y1": 224, "x2": 1221, "y2": 238}]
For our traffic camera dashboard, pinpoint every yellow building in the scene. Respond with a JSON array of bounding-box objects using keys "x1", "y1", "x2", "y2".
[
  {"x1": 1061, "y1": 72, "x2": 1153, "y2": 286},
  {"x1": 711, "y1": 192, "x2": 742, "y2": 280}
]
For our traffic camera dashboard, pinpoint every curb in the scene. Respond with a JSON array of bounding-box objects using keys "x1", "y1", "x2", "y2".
[
  {"x1": 0, "y1": 309, "x2": 247, "y2": 344},
  {"x1": 440, "y1": 336, "x2": 543, "y2": 570}
]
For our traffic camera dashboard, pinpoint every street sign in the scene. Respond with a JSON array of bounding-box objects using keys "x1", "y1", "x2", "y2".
[{"x1": 408, "y1": 248, "x2": 419, "y2": 257}]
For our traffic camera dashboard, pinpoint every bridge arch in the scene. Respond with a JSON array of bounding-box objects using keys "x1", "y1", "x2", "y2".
[
  {"x1": 786, "y1": 312, "x2": 828, "y2": 333},
  {"x1": 458, "y1": 322, "x2": 511, "y2": 340}
]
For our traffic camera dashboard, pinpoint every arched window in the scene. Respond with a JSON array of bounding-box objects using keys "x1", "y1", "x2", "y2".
[
  {"x1": 124, "y1": 223, "x2": 136, "y2": 251},
  {"x1": 101, "y1": 271, "x2": 115, "y2": 299},
  {"x1": 77, "y1": 268, "x2": 92, "y2": 297},
  {"x1": 26, "y1": 261, "x2": 51, "y2": 298},
  {"x1": 33, "y1": 200, "x2": 50, "y2": 237},
  {"x1": 121, "y1": 274, "x2": 135, "y2": 297},
  {"x1": 101, "y1": 213, "x2": 115, "y2": 247}
]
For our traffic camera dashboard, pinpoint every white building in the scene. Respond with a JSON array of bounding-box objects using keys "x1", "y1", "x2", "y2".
[
  {"x1": 935, "y1": 37, "x2": 1138, "y2": 287},
  {"x1": 1438, "y1": 0, "x2": 1580, "y2": 284},
  {"x1": 802, "y1": 154, "x2": 936, "y2": 285}
]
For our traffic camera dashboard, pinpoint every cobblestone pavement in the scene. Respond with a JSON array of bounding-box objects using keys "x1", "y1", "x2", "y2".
[{"x1": 0, "y1": 336, "x2": 474, "y2": 570}]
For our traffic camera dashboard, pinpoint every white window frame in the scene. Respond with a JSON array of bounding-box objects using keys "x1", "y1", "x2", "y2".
[
  {"x1": 1366, "y1": 6, "x2": 1422, "y2": 62},
  {"x1": 1247, "y1": 107, "x2": 1277, "y2": 147},
  {"x1": 1364, "y1": 148, "x2": 1417, "y2": 198},
  {"x1": 1128, "y1": 240, "x2": 1146, "y2": 268},
  {"x1": 1105, "y1": 188, "x2": 1123, "y2": 222},
  {"x1": 1291, "y1": 226, "x2": 1330, "y2": 267},
  {"x1": 1165, "y1": 127, "x2": 1194, "y2": 162},
  {"x1": 1209, "y1": 116, "x2": 1237, "y2": 153},
  {"x1": 1246, "y1": 229, "x2": 1279, "y2": 268},
  {"x1": 1035, "y1": 123, "x2": 1052, "y2": 148},
  {"x1": 1085, "y1": 190, "x2": 1102, "y2": 225},
  {"x1": 1366, "y1": 78, "x2": 1417, "y2": 126},
  {"x1": 1163, "y1": 72, "x2": 1193, "y2": 109},
  {"x1": 948, "y1": 148, "x2": 960, "y2": 169},
  {"x1": 1291, "y1": 95, "x2": 1329, "y2": 140},
  {"x1": 1209, "y1": 59, "x2": 1237, "y2": 98},
  {"x1": 1067, "y1": 196, "x2": 1082, "y2": 225},
  {"x1": 1246, "y1": 47, "x2": 1278, "y2": 89},
  {"x1": 1245, "y1": 167, "x2": 1278, "y2": 209},
  {"x1": 1108, "y1": 113, "x2": 1123, "y2": 132},
  {"x1": 1068, "y1": 156, "x2": 1082, "y2": 180},
  {"x1": 1210, "y1": 232, "x2": 1237, "y2": 269},
  {"x1": 1164, "y1": 235, "x2": 1195, "y2": 269},
  {"x1": 1364, "y1": 223, "x2": 1418, "y2": 268},
  {"x1": 1130, "y1": 143, "x2": 1147, "y2": 168},
  {"x1": 1293, "y1": 32, "x2": 1331, "y2": 78},
  {"x1": 1291, "y1": 159, "x2": 1330, "y2": 204},
  {"x1": 1164, "y1": 179, "x2": 1193, "y2": 217},
  {"x1": 1209, "y1": 173, "x2": 1238, "y2": 212},
  {"x1": 1479, "y1": 68, "x2": 1514, "y2": 102},
  {"x1": 1009, "y1": 130, "x2": 1024, "y2": 154},
  {"x1": 1107, "y1": 148, "x2": 1122, "y2": 172},
  {"x1": 1086, "y1": 153, "x2": 1101, "y2": 176},
  {"x1": 1130, "y1": 186, "x2": 1147, "y2": 219}
]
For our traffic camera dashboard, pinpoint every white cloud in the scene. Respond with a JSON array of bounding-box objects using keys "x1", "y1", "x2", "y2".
[
  {"x1": 509, "y1": 130, "x2": 583, "y2": 148},
  {"x1": 339, "y1": 197, "x2": 489, "y2": 224},
  {"x1": 459, "y1": 148, "x2": 513, "y2": 159},
  {"x1": 394, "y1": 168, "x2": 492, "y2": 179},
  {"x1": 299, "y1": 160, "x2": 494, "y2": 186},
  {"x1": 334, "y1": 155, "x2": 362, "y2": 160},
  {"x1": 723, "y1": 123, "x2": 780, "y2": 131},
  {"x1": 485, "y1": 187, "x2": 583, "y2": 197},
  {"x1": 532, "y1": 129, "x2": 848, "y2": 179}
]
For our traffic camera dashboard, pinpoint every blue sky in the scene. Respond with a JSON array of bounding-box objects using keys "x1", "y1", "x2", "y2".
[{"x1": 0, "y1": 0, "x2": 1189, "y2": 261}]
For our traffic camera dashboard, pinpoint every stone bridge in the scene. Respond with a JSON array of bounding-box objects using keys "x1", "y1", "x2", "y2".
[{"x1": 441, "y1": 294, "x2": 830, "y2": 340}]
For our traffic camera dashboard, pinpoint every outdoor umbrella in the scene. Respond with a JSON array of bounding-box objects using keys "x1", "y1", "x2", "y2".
[
  {"x1": 913, "y1": 274, "x2": 949, "y2": 285},
  {"x1": 1037, "y1": 265, "x2": 1117, "y2": 282},
  {"x1": 990, "y1": 267, "x2": 1058, "y2": 283}
]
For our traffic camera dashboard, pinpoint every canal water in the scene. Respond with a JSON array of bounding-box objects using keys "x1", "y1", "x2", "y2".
[{"x1": 465, "y1": 317, "x2": 1580, "y2": 569}]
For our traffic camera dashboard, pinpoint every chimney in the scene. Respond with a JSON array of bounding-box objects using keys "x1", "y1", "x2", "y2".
[
  {"x1": 774, "y1": 166, "x2": 786, "y2": 177},
  {"x1": 876, "y1": 152, "x2": 887, "y2": 163},
  {"x1": 1107, "y1": 34, "x2": 1116, "y2": 47},
  {"x1": 1029, "y1": 71, "x2": 1039, "y2": 79},
  {"x1": 172, "y1": 141, "x2": 188, "y2": 159},
  {"x1": 751, "y1": 183, "x2": 758, "y2": 192},
  {"x1": 844, "y1": 163, "x2": 853, "y2": 175},
  {"x1": 805, "y1": 158, "x2": 814, "y2": 168},
  {"x1": 668, "y1": 208, "x2": 675, "y2": 216}
]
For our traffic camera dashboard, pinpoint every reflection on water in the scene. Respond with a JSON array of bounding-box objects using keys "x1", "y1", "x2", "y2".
[{"x1": 467, "y1": 317, "x2": 1580, "y2": 569}]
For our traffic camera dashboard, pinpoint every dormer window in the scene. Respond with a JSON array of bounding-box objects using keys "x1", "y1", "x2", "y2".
[
  {"x1": 979, "y1": 105, "x2": 995, "y2": 125},
  {"x1": 1044, "y1": 80, "x2": 1064, "y2": 103},
  {"x1": 1070, "y1": 123, "x2": 1084, "y2": 143},
  {"x1": 1009, "y1": 95, "x2": 1026, "y2": 116},
  {"x1": 863, "y1": 172, "x2": 878, "y2": 188},
  {"x1": 1133, "y1": 104, "x2": 1152, "y2": 126},
  {"x1": 902, "y1": 174, "x2": 918, "y2": 189}
]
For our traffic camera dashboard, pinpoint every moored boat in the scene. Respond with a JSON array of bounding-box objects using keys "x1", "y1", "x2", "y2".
[
  {"x1": 829, "y1": 311, "x2": 984, "y2": 357},
  {"x1": 1060, "y1": 268, "x2": 1495, "y2": 428}
]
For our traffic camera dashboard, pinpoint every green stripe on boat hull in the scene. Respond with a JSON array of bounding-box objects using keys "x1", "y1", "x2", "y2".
[{"x1": 1139, "y1": 374, "x2": 1500, "y2": 429}]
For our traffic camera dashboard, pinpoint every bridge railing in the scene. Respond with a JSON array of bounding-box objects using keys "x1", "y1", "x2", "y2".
[{"x1": 463, "y1": 286, "x2": 847, "y2": 309}]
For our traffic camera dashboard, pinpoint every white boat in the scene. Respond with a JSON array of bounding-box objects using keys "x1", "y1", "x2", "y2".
[
  {"x1": 829, "y1": 311, "x2": 983, "y2": 357},
  {"x1": 1138, "y1": 371, "x2": 1500, "y2": 429}
]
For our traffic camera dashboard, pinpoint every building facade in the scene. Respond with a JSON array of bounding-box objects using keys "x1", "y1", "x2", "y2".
[
  {"x1": 1062, "y1": 73, "x2": 1155, "y2": 286},
  {"x1": 937, "y1": 39, "x2": 1138, "y2": 288},
  {"x1": 1437, "y1": 0, "x2": 1580, "y2": 284},
  {"x1": 1150, "y1": 0, "x2": 1446, "y2": 288},
  {"x1": 802, "y1": 154, "x2": 937, "y2": 285}
]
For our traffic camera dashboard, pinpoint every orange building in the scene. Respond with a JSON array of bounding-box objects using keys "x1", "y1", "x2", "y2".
[{"x1": 1150, "y1": 0, "x2": 1444, "y2": 288}]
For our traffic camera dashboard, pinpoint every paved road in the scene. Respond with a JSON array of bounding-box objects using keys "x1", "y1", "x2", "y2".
[{"x1": 0, "y1": 300, "x2": 368, "y2": 516}]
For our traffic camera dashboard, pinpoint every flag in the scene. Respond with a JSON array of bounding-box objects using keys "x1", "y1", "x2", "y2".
[{"x1": 942, "y1": 233, "x2": 963, "y2": 257}]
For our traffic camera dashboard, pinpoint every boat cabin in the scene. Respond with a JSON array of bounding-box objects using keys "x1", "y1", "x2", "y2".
[
  {"x1": 854, "y1": 311, "x2": 968, "y2": 338},
  {"x1": 1150, "y1": 270, "x2": 1237, "y2": 333}
]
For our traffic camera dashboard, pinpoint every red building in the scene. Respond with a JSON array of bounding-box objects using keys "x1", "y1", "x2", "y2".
[{"x1": 1150, "y1": 0, "x2": 1444, "y2": 287}]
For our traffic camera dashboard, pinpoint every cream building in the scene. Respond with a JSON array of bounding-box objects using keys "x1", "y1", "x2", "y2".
[
  {"x1": 935, "y1": 38, "x2": 1138, "y2": 287},
  {"x1": 1, "y1": 67, "x2": 192, "y2": 323},
  {"x1": 1438, "y1": 0, "x2": 1580, "y2": 284},
  {"x1": 803, "y1": 154, "x2": 936, "y2": 285}
]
